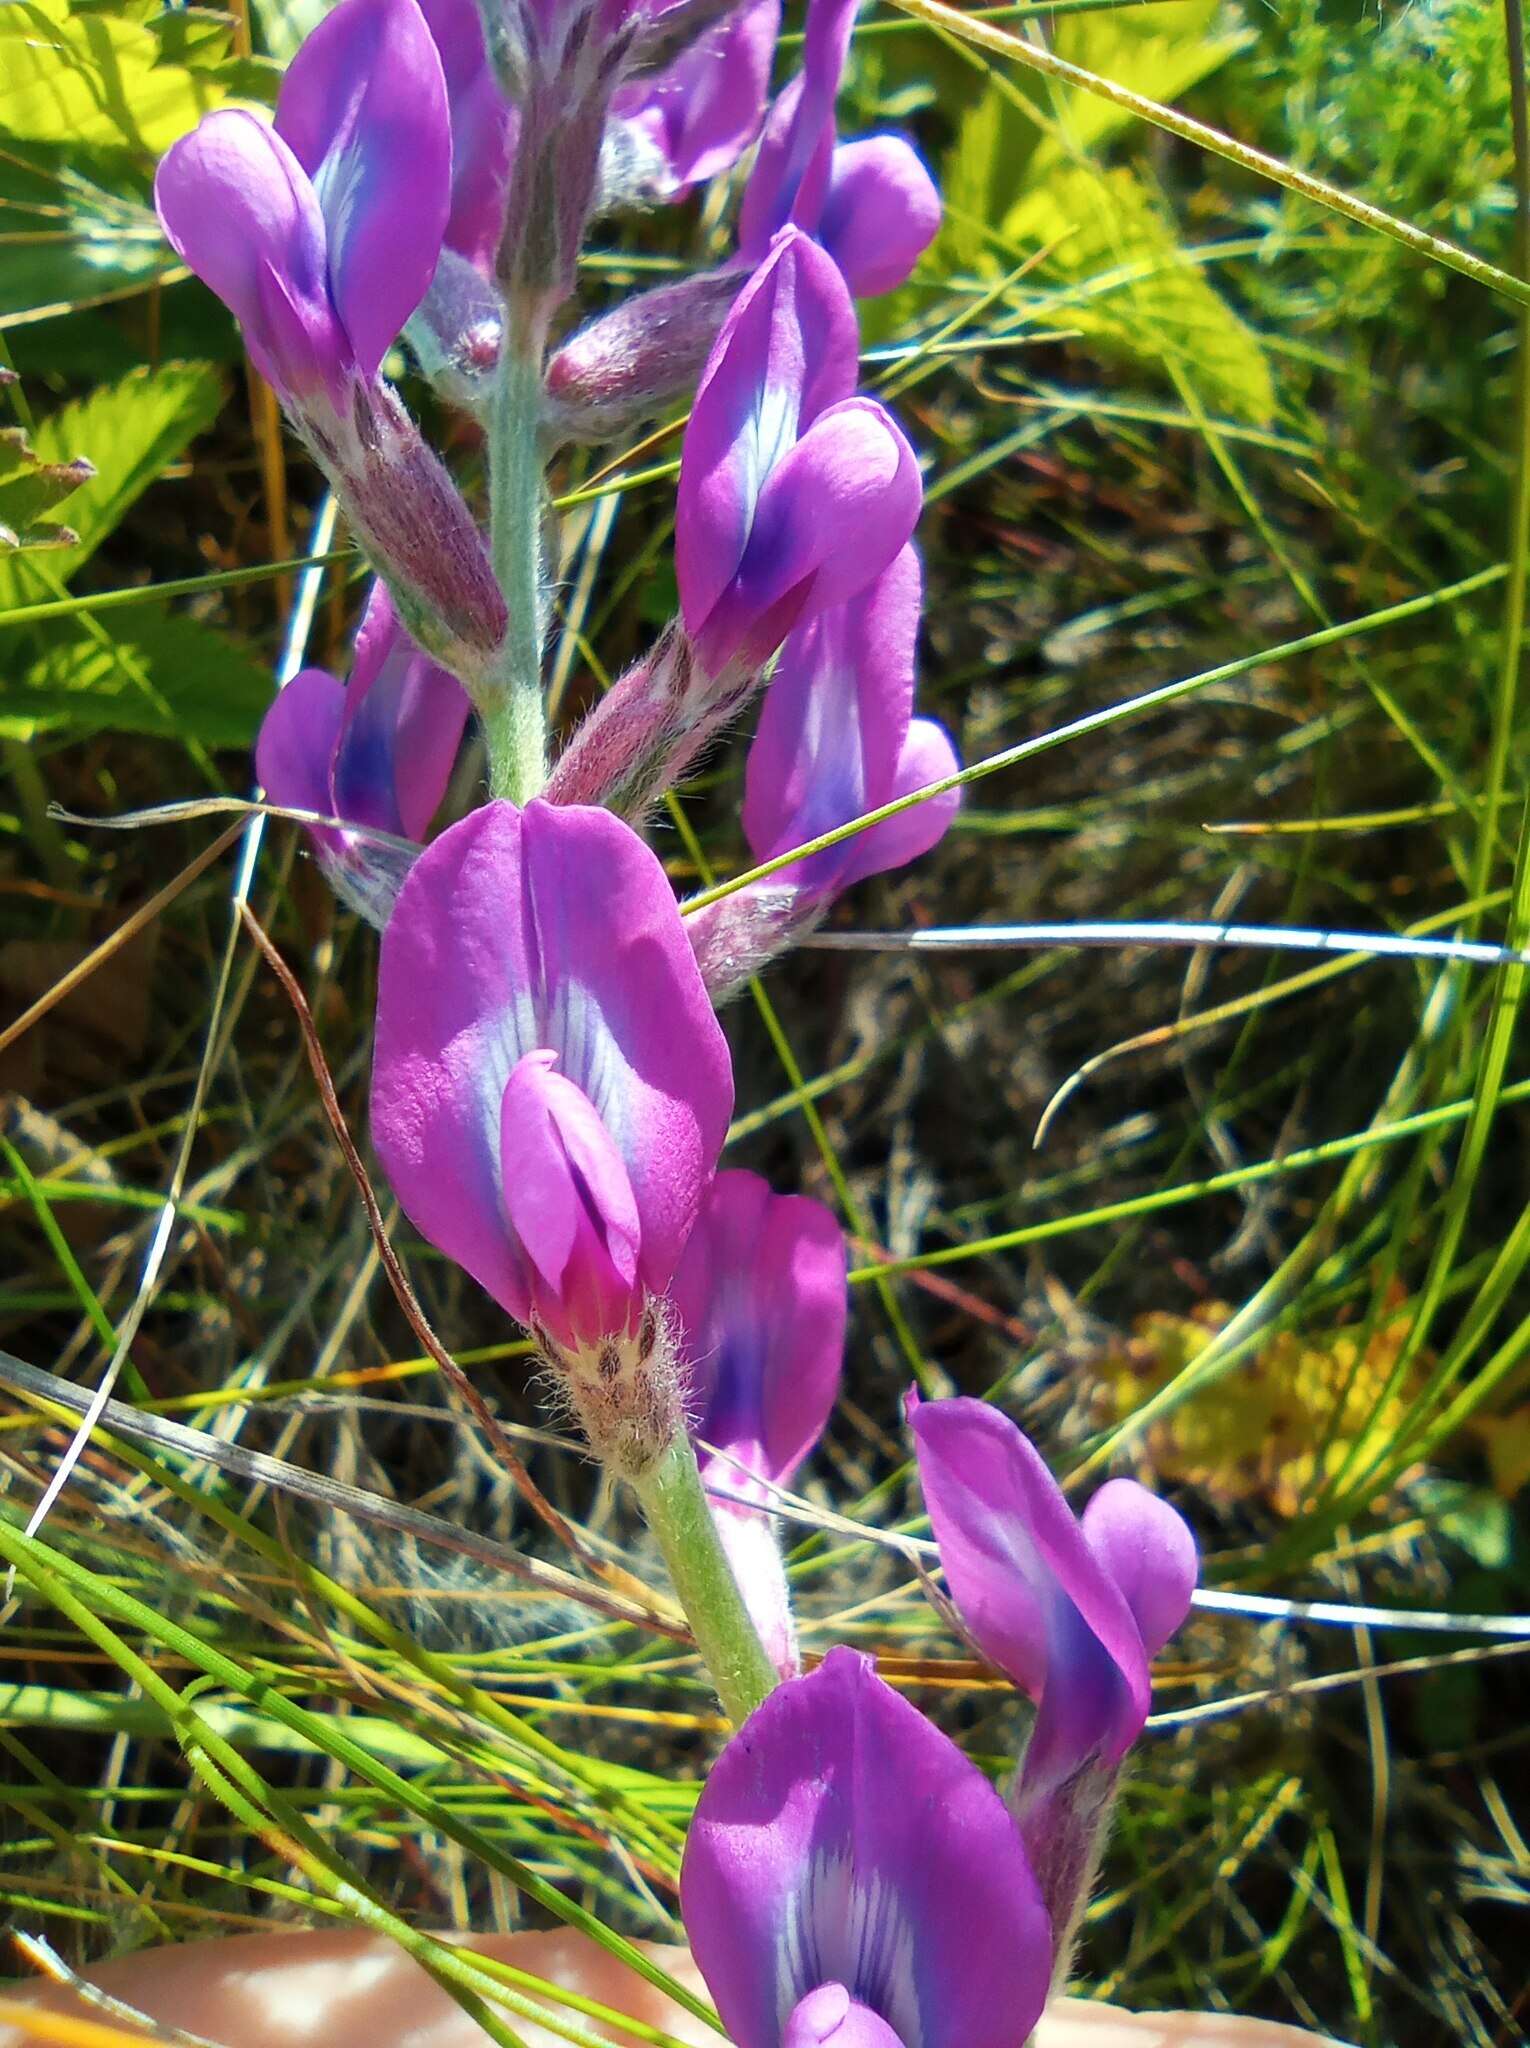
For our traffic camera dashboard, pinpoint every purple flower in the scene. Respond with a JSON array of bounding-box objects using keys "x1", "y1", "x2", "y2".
[
  {"x1": 680, "y1": 1646, "x2": 1052, "y2": 2048},
  {"x1": 738, "y1": 0, "x2": 939, "y2": 298},
  {"x1": 676, "y1": 227, "x2": 921, "y2": 677},
  {"x1": 420, "y1": 0, "x2": 518, "y2": 268},
  {"x1": 743, "y1": 544, "x2": 961, "y2": 897},
  {"x1": 256, "y1": 583, "x2": 471, "y2": 927},
  {"x1": 610, "y1": 0, "x2": 780, "y2": 196},
  {"x1": 155, "y1": 0, "x2": 451, "y2": 410},
  {"x1": 683, "y1": 547, "x2": 958, "y2": 1000},
  {"x1": 909, "y1": 1398, "x2": 1195, "y2": 1973},
  {"x1": 909, "y1": 1396, "x2": 1197, "y2": 1795},
  {"x1": 370, "y1": 799, "x2": 733, "y2": 1354},
  {"x1": 670, "y1": 1170, "x2": 846, "y2": 1674}
]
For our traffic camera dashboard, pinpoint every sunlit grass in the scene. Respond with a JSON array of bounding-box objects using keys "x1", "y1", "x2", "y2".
[{"x1": 2, "y1": 0, "x2": 1528, "y2": 2041}]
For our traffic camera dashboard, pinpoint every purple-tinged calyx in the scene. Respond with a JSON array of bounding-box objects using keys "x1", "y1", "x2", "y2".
[
  {"x1": 676, "y1": 227, "x2": 922, "y2": 679},
  {"x1": 738, "y1": 0, "x2": 939, "y2": 297},
  {"x1": 370, "y1": 799, "x2": 734, "y2": 1469},
  {"x1": 256, "y1": 582, "x2": 471, "y2": 928},
  {"x1": 908, "y1": 1394, "x2": 1197, "y2": 1976},
  {"x1": 680, "y1": 1646, "x2": 1052, "y2": 2048},
  {"x1": 670, "y1": 1170, "x2": 846, "y2": 1675}
]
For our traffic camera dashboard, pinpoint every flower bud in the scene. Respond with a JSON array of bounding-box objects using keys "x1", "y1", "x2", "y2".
[{"x1": 544, "y1": 270, "x2": 741, "y2": 442}]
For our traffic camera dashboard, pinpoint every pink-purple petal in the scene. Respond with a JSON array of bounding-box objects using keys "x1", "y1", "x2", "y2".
[
  {"x1": 738, "y1": 0, "x2": 858, "y2": 259},
  {"x1": 155, "y1": 111, "x2": 344, "y2": 402},
  {"x1": 680, "y1": 1646, "x2": 1050, "y2": 2048},
  {"x1": 744, "y1": 544, "x2": 936, "y2": 894},
  {"x1": 256, "y1": 667, "x2": 347, "y2": 839},
  {"x1": 419, "y1": 0, "x2": 517, "y2": 264},
  {"x1": 677, "y1": 230, "x2": 860, "y2": 658},
  {"x1": 832, "y1": 716, "x2": 961, "y2": 887},
  {"x1": 276, "y1": 0, "x2": 452, "y2": 380},
  {"x1": 617, "y1": 0, "x2": 780, "y2": 191},
  {"x1": 1082, "y1": 1478, "x2": 1198, "y2": 1657},
  {"x1": 817, "y1": 137, "x2": 941, "y2": 298},
  {"x1": 335, "y1": 586, "x2": 470, "y2": 841},
  {"x1": 785, "y1": 1987, "x2": 905, "y2": 2048},
  {"x1": 371, "y1": 801, "x2": 733, "y2": 1338},
  {"x1": 909, "y1": 1396, "x2": 1152, "y2": 1786},
  {"x1": 695, "y1": 395, "x2": 920, "y2": 670},
  {"x1": 671, "y1": 1169, "x2": 846, "y2": 1489},
  {"x1": 499, "y1": 1051, "x2": 643, "y2": 1347}
]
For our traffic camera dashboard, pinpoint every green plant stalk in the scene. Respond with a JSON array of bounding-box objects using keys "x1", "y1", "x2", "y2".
[
  {"x1": 630, "y1": 1431, "x2": 779, "y2": 1726},
  {"x1": 485, "y1": 325, "x2": 550, "y2": 803}
]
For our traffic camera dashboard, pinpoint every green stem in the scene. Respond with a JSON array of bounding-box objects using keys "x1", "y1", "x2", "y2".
[
  {"x1": 630, "y1": 1432, "x2": 779, "y2": 1726},
  {"x1": 485, "y1": 321, "x2": 550, "y2": 803}
]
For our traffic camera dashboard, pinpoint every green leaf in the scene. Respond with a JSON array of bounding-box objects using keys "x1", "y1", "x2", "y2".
[
  {"x1": 0, "y1": 0, "x2": 243, "y2": 158},
  {"x1": 0, "y1": 360, "x2": 225, "y2": 610},
  {"x1": 3, "y1": 608, "x2": 271, "y2": 744},
  {"x1": 0, "y1": 417, "x2": 94, "y2": 551},
  {"x1": 248, "y1": 0, "x2": 331, "y2": 65},
  {"x1": 1004, "y1": 164, "x2": 1275, "y2": 425},
  {"x1": 0, "y1": 140, "x2": 176, "y2": 330},
  {"x1": 938, "y1": 85, "x2": 1019, "y2": 280},
  {"x1": 1028, "y1": 0, "x2": 1247, "y2": 176}
]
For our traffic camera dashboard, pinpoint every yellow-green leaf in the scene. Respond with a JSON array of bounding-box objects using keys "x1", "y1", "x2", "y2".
[
  {"x1": 1005, "y1": 163, "x2": 1275, "y2": 424},
  {"x1": 0, "y1": 361, "x2": 225, "y2": 611},
  {"x1": 0, "y1": 0, "x2": 241, "y2": 158},
  {"x1": 1029, "y1": 0, "x2": 1247, "y2": 176}
]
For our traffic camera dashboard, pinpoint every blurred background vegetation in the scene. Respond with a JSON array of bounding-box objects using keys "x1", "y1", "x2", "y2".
[{"x1": 2, "y1": 0, "x2": 1529, "y2": 2041}]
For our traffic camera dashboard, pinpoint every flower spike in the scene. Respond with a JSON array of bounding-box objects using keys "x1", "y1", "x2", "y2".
[
  {"x1": 256, "y1": 583, "x2": 470, "y2": 927},
  {"x1": 676, "y1": 228, "x2": 922, "y2": 678},
  {"x1": 671, "y1": 1171, "x2": 847, "y2": 1675},
  {"x1": 680, "y1": 1647, "x2": 1052, "y2": 2048}
]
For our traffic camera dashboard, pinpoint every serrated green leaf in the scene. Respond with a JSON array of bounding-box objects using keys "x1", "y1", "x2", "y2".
[
  {"x1": 0, "y1": 0, "x2": 241, "y2": 157},
  {"x1": 3, "y1": 609, "x2": 271, "y2": 744},
  {"x1": 1005, "y1": 164, "x2": 1275, "y2": 425},
  {"x1": 0, "y1": 421, "x2": 92, "y2": 552},
  {"x1": 0, "y1": 360, "x2": 224, "y2": 610}
]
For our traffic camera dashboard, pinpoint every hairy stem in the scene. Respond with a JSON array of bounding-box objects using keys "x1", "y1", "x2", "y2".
[
  {"x1": 630, "y1": 1432, "x2": 779, "y2": 1726},
  {"x1": 485, "y1": 321, "x2": 550, "y2": 802}
]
